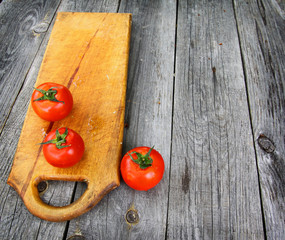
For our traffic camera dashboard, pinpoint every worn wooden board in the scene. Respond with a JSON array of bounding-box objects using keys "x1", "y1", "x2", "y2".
[
  {"x1": 1, "y1": 0, "x2": 284, "y2": 239},
  {"x1": 7, "y1": 12, "x2": 131, "y2": 222},
  {"x1": 167, "y1": 0, "x2": 264, "y2": 239},
  {"x1": 233, "y1": 0, "x2": 285, "y2": 238}
]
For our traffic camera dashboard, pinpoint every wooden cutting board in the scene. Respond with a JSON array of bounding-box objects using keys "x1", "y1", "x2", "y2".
[{"x1": 7, "y1": 12, "x2": 132, "y2": 222}]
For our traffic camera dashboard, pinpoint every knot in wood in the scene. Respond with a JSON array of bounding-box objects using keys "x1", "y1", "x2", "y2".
[
  {"x1": 32, "y1": 22, "x2": 49, "y2": 33},
  {"x1": 258, "y1": 135, "x2": 275, "y2": 153},
  {"x1": 67, "y1": 235, "x2": 85, "y2": 240},
  {"x1": 37, "y1": 181, "x2": 48, "y2": 194},
  {"x1": 126, "y1": 209, "x2": 139, "y2": 224}
]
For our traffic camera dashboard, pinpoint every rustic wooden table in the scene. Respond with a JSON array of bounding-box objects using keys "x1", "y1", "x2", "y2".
[{"x1": 0, "y1": 0, "x2": 284, "y2": 239}]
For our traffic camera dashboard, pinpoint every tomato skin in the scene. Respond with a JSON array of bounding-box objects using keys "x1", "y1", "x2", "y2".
[
  {"x1": 31, "y1": 82, "x2": 73, "y2": 122},
  {"x1": 120, "y1": 146, "x2": 165, "y2": 191},
  {"x1": 42, "y1": 128, "x2": 84, "y2": 168}
]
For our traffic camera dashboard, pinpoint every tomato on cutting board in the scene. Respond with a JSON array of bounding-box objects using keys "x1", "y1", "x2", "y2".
[
  {"x1": 120, "y1": 146, "x2": 165, "y2": 191},
  {"x1": 41, "y1": 127, "x2": 85, "y2": 168},
  {"x1": 31, "y1": 82, "x2": 73, "y2": 122}
]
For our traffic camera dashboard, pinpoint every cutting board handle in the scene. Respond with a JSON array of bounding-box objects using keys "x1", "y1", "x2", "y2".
[{"x1": 22, "y1": 177, "x2": 118, "y2": 222}]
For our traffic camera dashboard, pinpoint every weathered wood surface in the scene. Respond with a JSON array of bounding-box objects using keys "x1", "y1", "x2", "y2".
[
  {"x1": 0, "y1": 0, "x2": 284, "y2": 239},
  {"x1": 168, "y1": 0, "x2": 264, "y2": 239},
  {"x1": 233, "y1": 0, "x2": 285, "y2": 239},
  {"x1": 0, "y1": 0, "x2": 61, "y2": 131}
]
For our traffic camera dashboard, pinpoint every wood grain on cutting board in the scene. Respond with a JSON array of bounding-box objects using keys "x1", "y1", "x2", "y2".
[{"x1": 7, "y1": 12, "x2": 132, "y2": 222}]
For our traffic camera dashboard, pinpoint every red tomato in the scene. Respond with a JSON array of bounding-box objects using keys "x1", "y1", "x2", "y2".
[
  {"x1": 42, "y1": 127, "x2": 84, "y2": 168},
  {"x1": 120, "y1": 146, "x2": 165, "y2": 191},
  {"x1": 31, "y1": 82, "x2": 73, "y2": 122}
]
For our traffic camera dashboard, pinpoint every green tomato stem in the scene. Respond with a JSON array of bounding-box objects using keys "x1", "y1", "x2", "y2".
[
  {"x1": 41, "y1": 128, "x2": 71, "y2": 149},
  {"x1": 128, "y1": 146, "x2": 154, "y2": 169},
  {"x1": 33, "y1": 87, "x2": 64, "y2": 103}
]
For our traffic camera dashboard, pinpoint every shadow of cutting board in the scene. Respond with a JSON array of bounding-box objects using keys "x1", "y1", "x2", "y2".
[{"x1": 7, "y1": 12, "x2": 132, "y2": 222}]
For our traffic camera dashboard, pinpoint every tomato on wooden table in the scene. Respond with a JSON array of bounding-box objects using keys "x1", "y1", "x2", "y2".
[
  {"x1": 41, "y1": 127, "x2": 85, "y2": 168},
  {"x1": 31, "y1": 82, "x2": 73, "y2": 122},
  {"x1": 120, "y1": 146, "x2": 165, "y2": 191}
]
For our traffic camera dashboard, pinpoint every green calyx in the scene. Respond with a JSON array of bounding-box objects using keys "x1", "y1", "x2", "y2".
[
  {"x1": 41, "y1": 128, "x2": 70, "y2": 149},
  {"x1": 128, "y1": 146, "x2": 154, "y2": 169},
  {"x1": 33, "y1": 87, "x2": 64, "y2": 103}
]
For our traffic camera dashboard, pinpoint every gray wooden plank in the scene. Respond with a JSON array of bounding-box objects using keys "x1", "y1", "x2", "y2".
[
  {"x1": 66, "y1": 0, "x2": 176, "y2": 239},
  {"x1": 233, "y1": 0, "x2": 285, "y2": 239},
  {"x1": 167, "y1": 0, "x2": 264, "y2": 239},
  {"x1": 56, "y1": 0, "x2": 120, "y2": 12},
  {"x1": 0, "y1": 1, "x2": 79, "y2": 240},
  {"x1": 0, "y1": 0, "x2": 61, "y2": 132},
  {"x1": 0, "y1": 0, "x2": 82, "y2": 239}
]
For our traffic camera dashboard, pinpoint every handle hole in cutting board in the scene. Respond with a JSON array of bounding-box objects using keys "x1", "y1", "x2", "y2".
[{"x1": 39, "y1": 181, "x2": 87, "y2": 207}]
